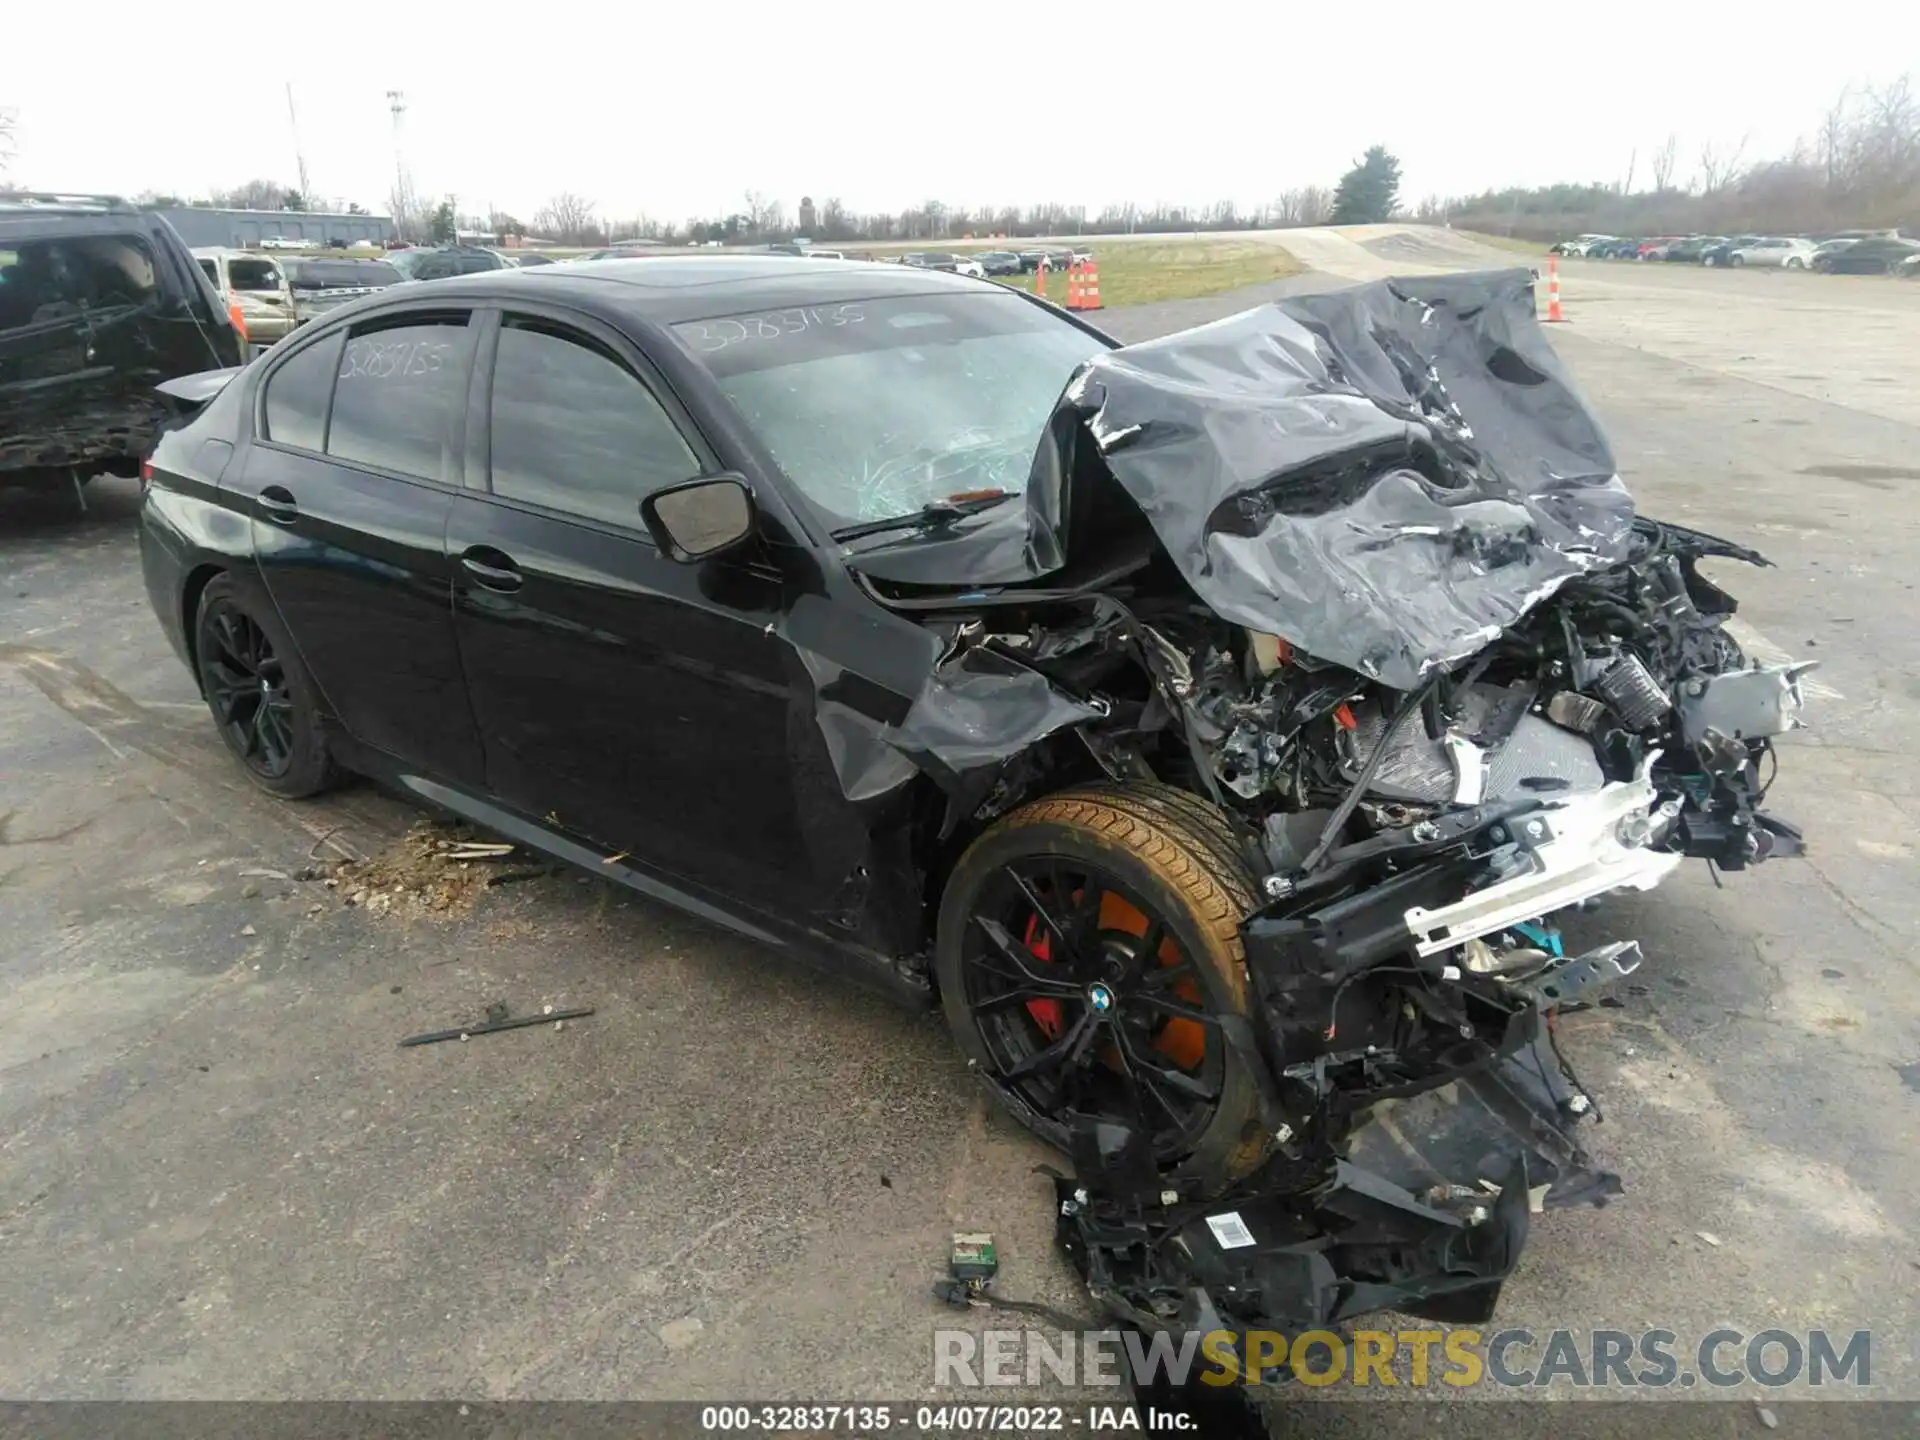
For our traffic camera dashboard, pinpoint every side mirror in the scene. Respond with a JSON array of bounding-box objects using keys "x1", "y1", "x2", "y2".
[{"x1": 642, "y1": 474, "x2": 756, "y2": 562}]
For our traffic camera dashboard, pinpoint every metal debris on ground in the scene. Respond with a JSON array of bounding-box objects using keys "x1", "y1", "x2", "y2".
[{"x1": 400, "y1": 1003, "x2": 596, "y2": 1048}]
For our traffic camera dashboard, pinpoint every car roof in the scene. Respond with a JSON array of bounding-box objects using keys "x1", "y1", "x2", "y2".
[{"x1": 391, "y1": 254, "x2": 1000, "y2": 325}]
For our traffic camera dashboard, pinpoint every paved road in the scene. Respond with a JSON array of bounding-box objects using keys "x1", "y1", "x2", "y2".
[{"x1": 3, "y1": 230, "x2": 1916, "y2": 1425}]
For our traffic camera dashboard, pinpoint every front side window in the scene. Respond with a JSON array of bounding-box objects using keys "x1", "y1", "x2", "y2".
[
  {"x1": 488, "y1": 319, "x2": 699, "y2": 528},
  {"x1": 675, "y1": 292, "x2": 1106, "y2": 530},
  {"x1": 261, "y1": 331, "x2": 344, "y2": 451},
  {"x1": 326, "y1": 316, "x2": 470, "y2": 481}
]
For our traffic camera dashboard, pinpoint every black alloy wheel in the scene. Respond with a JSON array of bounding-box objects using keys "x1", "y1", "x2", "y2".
[
  {"x1": 935, "y1": 784, "x2": 1267, "y2": 1183},
  {"x1": 193, "y1": 574, "x2": 337, "y2": 798},
  {"x1": 201, "y1": 605, "x2": 296, "y2": 779},
  {"x1": 960, "y1": 856, "x2": 1226, "y2": 1158}
]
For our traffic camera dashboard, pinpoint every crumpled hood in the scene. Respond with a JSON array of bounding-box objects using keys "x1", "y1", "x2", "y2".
[{"x1": 851, "y1": 268, "x2": 1634, "y2": 692}]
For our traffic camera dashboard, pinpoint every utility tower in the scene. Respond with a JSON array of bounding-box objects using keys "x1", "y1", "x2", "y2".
[{"x1": 387, "y1": 89, "x2": 412, "y2": 239}]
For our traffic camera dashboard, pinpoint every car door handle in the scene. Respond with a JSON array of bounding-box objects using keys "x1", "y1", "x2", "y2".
[
  {"x1": 257, "y1": 485, "x2": 299, "y2": 525},
  {"x1": 460, "y1": 548, "x2": 523, "y2": 593}
]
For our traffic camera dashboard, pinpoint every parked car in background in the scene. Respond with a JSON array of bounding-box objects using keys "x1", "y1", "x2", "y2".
[
  {"x1": 804, "y1": 249, "x2": 845, "y2": 260},
  {"x1": 1588, "y1": 238, "x2": 1642, "y2": 259},
  {"x1": 974, "y1": 250, "x2": 1023, "y2": 276},
  {"x1": 1728, "y1": 237, "x2": 1817, "y2": 269},
  {"x1": 1813, "y1": 236, "x2": 1920, "y2": 274},
  {"x1": 193, "y1": 247, "x2": 299, "y2": 355},
  {"x1": 507, "y1": 251, "x2": 555, "y2": 267},
  {"x1": 1639, "y1": 239, "x2": 1678, "y2": 261},
  {"x1": 280, "y1": 256, "x2": 402, "y2": 324},
  {"x1": 1900, "y1": 253, "x2": 1920, "y2": 279},
  {"x1": 901, "y1": 252, "x2": 959, "y2": 271},
  {"x1": 257, "y1": 236, "x2": 306, "y2": 251},
  {"x1": 1551, "y1": 235, "x2": 1612, "y2": 256},
  {"x1": 0, "y1": 192, "x2": 241, "y2": 507},
  {"x1": 387, "y1": 246, "x2": 510, "y2": 281},
  {"x1": 1700, "y1": 237, "x2": 1760, "y2": 267},
  {"x1": 1809, "y1": 238, "x2": 1859, "y2": 266},
  {"x1": 1663, "y1": 236, "x2": 1725, "y2": 263},
  {"x1": 953, "y1": 257, "x2": 987, "y2": 279}
]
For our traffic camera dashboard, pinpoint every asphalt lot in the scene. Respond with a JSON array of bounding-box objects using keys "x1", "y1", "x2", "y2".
[{"x1": 3, "y1": 230, "x2": 1918, "y2": 1429}]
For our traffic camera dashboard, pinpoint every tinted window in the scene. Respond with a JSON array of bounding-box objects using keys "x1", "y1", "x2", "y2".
[
  {"x1": 489, "y1": 319, "x2": 699, "y2": 527},
  {"x1": 326, "y1": 317, "x2": 470, "y2": 481},
  {"x1": 262, "y1": 332, "x2": 343, "y2": 451},
  {"x1": 228, "y1": 258, "x2": 283, "y2": 292}
]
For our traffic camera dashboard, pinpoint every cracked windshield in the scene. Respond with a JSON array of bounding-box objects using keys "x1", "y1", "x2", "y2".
[{"x1": 676, "y1": 292, "x2": 1106, "y2": 533}]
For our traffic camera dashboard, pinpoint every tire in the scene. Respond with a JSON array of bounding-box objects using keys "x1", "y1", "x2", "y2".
[
  {"x1": 935, "y1": 782, "x2": 1269, "y2": 1184},
  {"x1": 193, "y1": 573, "x2": 338, "y2": 799},
  {"x1": 1729, "y1": 254, "x2": 1744, "y2": 267},
  {"x1": 1786, "y1": 257, "x2": 1804, "y2": 270}
]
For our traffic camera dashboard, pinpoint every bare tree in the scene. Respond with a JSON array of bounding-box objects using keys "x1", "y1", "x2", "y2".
[
  {"x1": 1298, "y1": 185, "x2": 1333, "y2": 225},
  {"x1": 1651, "y1": 134, "x2": 1679, "y2": 192},
  {"x1": 534, "y1": 192, "x2": 596, "y2": 244},
  {"x1": 388, "y1": 185, "x2": 434, "y2": 242},
  {"x1": 820, "y1": 196, "x2": 849, "y2": 240},
  {"x1": 1697, "y1": 133, "x2": 1750, "y2": 194},
  {"x1": 1818, "y1": 88, "x2": 1855, "y2": 193},
  {"x1": 212, "y1": 178, "x2": 293, "y2": 210},
  {"x1": 0, "y1": 107, "x2": 16, "y2": 175},
  {"x1": 1621, "y1": 147, "x2": 1637, "y2": 195}
]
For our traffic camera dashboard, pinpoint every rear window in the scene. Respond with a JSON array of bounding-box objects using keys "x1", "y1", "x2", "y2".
[
  {"x1": 0, "y1": 234, "x2": 159, "y2": 330},
  {"x1": 285, "y1": 259, "x2": 401, "y2": 289},
  {"x1": 676, "y1": 292, "x2": 1106, "y2": 530},
  {"x1": 228, "y1": 258, "x2": 283, "y2": 292}
]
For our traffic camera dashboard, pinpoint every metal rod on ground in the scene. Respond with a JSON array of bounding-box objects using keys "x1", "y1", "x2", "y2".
[{"x1": 400, "y1": 1007, "x2": 595, "y2": 1047}]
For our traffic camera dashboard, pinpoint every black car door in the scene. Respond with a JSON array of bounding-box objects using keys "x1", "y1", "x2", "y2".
[
  {"x1": 447, "y1": 306, "x2": 815, "y2": 912},
  {"x1": 241, "y1": 311, "x2": 486, "y2": 785}
]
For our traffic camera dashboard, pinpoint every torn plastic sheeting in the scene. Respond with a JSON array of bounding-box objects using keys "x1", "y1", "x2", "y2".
[
  {"x1": 886, "y1": 646, "x2": 1105, "y2": 792},
  {"x1": 803, "y1": 644, "x2": 1102, "y2": 802},
  {"x1": 1057, "y1": 268, "x2": 1633, "y2": 691}
]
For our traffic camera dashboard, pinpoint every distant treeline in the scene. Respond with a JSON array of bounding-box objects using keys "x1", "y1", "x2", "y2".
[{"x1": 1425, "y1": 76, "x2": 1917, "y2": 241}]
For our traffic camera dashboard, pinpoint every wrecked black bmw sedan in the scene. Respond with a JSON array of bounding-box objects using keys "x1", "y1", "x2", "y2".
[{"x1": 139, "y1": 257, "x2": 1810, "y2": 1341}]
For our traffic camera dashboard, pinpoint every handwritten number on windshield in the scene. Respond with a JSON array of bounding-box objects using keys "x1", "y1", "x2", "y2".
[{"x1": 684, "y1": 304, "x2": 863, "y2": 353}]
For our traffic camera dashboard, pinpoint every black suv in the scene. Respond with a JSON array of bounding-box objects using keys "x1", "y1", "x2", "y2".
[
  {"x1": 1, "y1": 192, "x2": 242, "y2": 507},
  {"x1": 386, "y1": 246, "x2": 510, "y2": 282}
]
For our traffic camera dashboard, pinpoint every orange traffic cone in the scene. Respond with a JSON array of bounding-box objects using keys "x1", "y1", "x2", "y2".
[
  {"x1": 1034, "y1": 256, "x2": 1049, "y2": 300},
  {"x1": 1071, "y1": 257, "x2": 1102, "y2": 311},
  {"x1": 1065, "y1": 261, "x2": 1084, "y2": 308},
  {"x1": 1544, "y1": 254, "x2": 1565, "y2": 323}
]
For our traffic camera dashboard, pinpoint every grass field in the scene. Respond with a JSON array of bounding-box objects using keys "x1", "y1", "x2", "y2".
[
  {"x1": 1458, "y1": 230, "x2": 1550, "y2": 256},
  {"x1": 977, "y1": 239, "x2": 1304, "y2": 307}
]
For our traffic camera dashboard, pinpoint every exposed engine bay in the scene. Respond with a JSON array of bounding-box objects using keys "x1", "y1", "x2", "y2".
[{"x1": 835, "y1": 270, "x2": 1814, "y2": 1364}]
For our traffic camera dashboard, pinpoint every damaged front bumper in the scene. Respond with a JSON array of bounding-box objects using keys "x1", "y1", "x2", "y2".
[
  {"x1": 1400, "y1": 765, "x2": 1682, "y2": 959},
  {"x1": 1055, "y1": 781, "x2": 1698, "y2": 1366},
  {"x1": 1057, "y1": 1025, "x2": 1618, "y2": 1376}
]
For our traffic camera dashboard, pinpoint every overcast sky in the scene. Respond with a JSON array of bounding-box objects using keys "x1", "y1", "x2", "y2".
[{"x1": 3, "y1": 10, "x2": 1903, "y2": 225}]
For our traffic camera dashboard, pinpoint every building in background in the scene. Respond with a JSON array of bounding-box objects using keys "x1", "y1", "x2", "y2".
[{"x1": 157, "y1": 207, "x2": 393, "y2": 250}]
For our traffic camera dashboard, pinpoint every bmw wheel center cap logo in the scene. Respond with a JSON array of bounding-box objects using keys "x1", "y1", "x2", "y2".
[{"x1": 1088, "y1": 982, "x2": 1115, "y2": 1013}]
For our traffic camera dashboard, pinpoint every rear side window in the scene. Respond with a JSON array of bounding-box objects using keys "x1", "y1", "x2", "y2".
[
  {"x1": 327, "y1": 316, "x2": 471, "y2": 482},
  {"x1": 262, "y1": 331, "x2": 343, "y2": 451},
  {"x1": 228, "y1": 258, "x2": 283, "y2": 292},
  {"x1": 488, "y1": 318, "x2": 699, "y2": 528}
]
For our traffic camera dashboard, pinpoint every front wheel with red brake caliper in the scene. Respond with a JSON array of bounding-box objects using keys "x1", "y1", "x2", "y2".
[{"x1": 934, "y1": 782, "x2": 1269, "y2": 1185}]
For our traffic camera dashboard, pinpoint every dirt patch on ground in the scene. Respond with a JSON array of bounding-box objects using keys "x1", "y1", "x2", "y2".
[{"x1": 319, "y1": 819, "x2": 551, "y2": 920}]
